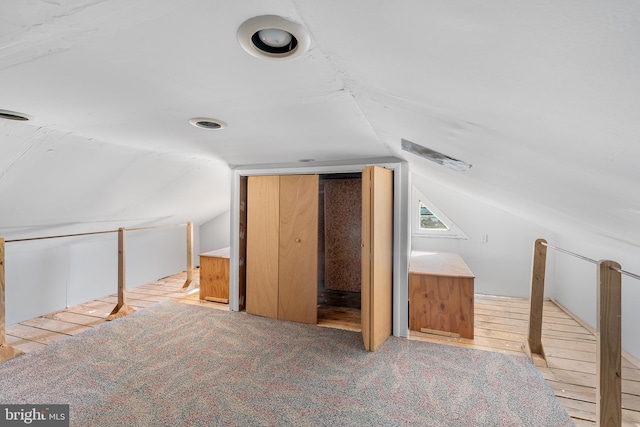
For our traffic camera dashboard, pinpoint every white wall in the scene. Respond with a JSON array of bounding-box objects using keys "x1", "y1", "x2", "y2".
[
  {"x1": 67, "y1": 234, "x2": 117, "y2": 307},
  {"x1": 5, "y1": 241, "x2": 70, "y2": 325},
  {"x1": 4, "y1": 226, "x2": 197, "y2": 325},
  {"x1": 410, "y1": 173, "x2": 556, "y2": 298},
  {"x1": 199, "y1": 210, "x2": 231, "y2": 255},
  {"x1": 551, "y1": 233, "x2": 640, "y2": 360}
]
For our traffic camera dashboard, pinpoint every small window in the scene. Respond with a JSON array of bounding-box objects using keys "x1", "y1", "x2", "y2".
[
  {"x1": 419, "y1": 201, "x2": 449, "y2": 230},
  {"x1": 412, "y1": 186, "x2": 468, "y2": 239}
]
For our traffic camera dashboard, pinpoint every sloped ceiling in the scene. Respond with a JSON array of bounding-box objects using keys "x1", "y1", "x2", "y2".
[{"x1": 1, "y1": 1, "x2": 639, "y2": 246}]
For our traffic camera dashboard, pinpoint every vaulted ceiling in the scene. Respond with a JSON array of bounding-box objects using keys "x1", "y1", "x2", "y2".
[{"x1": 1, "y1": 1, "x2": 639, "y2": 246}]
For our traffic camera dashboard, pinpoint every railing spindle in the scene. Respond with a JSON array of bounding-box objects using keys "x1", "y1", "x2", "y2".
[
  {"x1": 522, "y1": 238, "x2": 547, "y2": 366},
  {"x1": 0, "y1": 237, "x2": 24, "y2": 362},
  {"x1": 597, "y1": 260, "x2": 622, "y2": 427},
  {"x1": 106, "y1": 228, "x2": 135, "y2": 320},
  {"x1": 181, "y1": 222, "x2": 194, "y2": 291}
]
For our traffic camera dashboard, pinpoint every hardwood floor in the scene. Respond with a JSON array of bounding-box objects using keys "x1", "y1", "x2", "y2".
[
  {"x1": 4, "y1": 271, "x2": 640, "y2": 426},
  {"x1": 318, "y1": 305, "x2": 361, "y2": 332}
]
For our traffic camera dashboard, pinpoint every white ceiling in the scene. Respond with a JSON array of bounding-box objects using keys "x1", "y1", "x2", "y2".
[{"x1": 1, "y1": 1, "x2": 639, "y2": 246}]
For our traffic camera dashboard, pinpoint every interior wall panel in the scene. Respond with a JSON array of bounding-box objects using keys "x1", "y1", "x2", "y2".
[{"x1": 324, "y1": 178, "x2": 362, "y2": 292}]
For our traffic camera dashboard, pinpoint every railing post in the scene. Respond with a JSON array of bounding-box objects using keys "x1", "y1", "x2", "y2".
[
  {"x1": 596, "y1": 260, "x2": 622, "y2": 427},
  {"x1": 522, "y1": 238, "x2": 547, "y2": 366},
  {"x1": 107, "y1": 228, "x2": 135, "y2": 320},
  {"x1": 0, "y1": 238, "x2": 24, "y2": 362},
  {"x1": 181, "y1": 221, "x2": 194, "y2": 291}
]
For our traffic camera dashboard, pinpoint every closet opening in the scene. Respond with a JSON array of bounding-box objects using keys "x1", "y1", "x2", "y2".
[
  {"x1": 317, "y1": 173, "x2": 362, "y2": 332},
  {"x1": 234, "y1": 162, "x2": 404, "y2": 349}
]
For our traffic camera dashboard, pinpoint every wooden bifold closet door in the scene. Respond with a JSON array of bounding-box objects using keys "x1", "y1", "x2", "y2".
[
  {"x1": 361, "y1": 166, "x2": 393, "y2": 351},
  {"x1": 278, "y1": 175, "x2": 318, "y2": 324},
  {"x1": 246, "y1": 174, "x2": 318, "y2": 325},
  {"x1": 246, "y1": 175, "x2": 280, "y2": 320}
]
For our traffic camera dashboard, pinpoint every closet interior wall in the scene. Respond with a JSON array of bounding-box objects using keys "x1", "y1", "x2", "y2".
[{"x1": 318, "y1": 174, "x2": 362, "y2": 311}]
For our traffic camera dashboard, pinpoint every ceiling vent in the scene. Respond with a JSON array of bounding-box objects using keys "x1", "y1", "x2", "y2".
[
  {"x1": 189, "y1": 117, "x2": 226, "y2": 130},
  {"x1": 402, "y1": 138, "x2": 472, "y2": 172},
  {"x1": 237, "y1": 15, "x2": 310, "y2": 60},
  {"x1": 0, "y1": 109, "x2": 30, "y2": 121}
]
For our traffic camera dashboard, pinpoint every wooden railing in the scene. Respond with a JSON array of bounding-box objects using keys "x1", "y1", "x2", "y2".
[
  {"x1": 0, "y1": 222, "x2": 194, "y2": 363},
  {"x1": 523, "y1": 238, "x2": 639, "y2": 427}
]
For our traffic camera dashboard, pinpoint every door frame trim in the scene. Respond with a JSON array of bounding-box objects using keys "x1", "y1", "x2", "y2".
[{"x1": 229, "y1": 158, "x2": 410, "y2": 338}]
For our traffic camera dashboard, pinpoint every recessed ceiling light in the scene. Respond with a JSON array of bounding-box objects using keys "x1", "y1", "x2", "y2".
[
  {"x1": 0, "y1": 109, "x2": 30, "y2": 121},
  {"x1": 189, "y1": 117, "x2": 226, "y2": 130},
  {"x1": 237, "y1": 15, "x2": 310, "y2": 60}
]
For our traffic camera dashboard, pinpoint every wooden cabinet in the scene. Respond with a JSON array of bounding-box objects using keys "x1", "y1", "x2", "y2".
[
  {"x1": 409, "y1": 251, "x2": 475, "y2": 339},
  {"x1": 246, "y1": 174, "x2": 318, "y2": 324},
  {"x1": 199, "y1": 248, "x2": 230, "y2": 303}
]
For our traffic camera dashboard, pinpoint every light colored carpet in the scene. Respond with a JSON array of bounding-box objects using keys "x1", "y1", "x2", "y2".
[{"x1": 0, "y1": 302, "x2": 572, "y2": 426}]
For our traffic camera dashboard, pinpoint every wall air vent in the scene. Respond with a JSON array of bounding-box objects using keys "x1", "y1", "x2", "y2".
[{"x1": 401, "y1": 138, "x2": 472, "y2": 172}]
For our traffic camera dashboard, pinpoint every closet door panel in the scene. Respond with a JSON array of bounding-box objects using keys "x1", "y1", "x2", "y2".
[
  {"x1": 278, "y1": 174, "x2": 318, "y2": 324},
  {"x1": 361, "y1": 166, "x2": 393, "y2": 351},
  {"x1": 246, "y1": 175, "x2": 280, "y2": 319},
  {"x1": 238, "y1": 176, "x2": 247, "y2": 310}
]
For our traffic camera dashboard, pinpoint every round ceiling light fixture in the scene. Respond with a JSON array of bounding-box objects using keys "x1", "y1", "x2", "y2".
[
  {"x1": 0, "y1": 109, "x2": 31, "y2": 121},
  {"x1": 189, "y1": 117, "x2": 226, "y2": 130},
  {"x1": 237, "y1": 15, "x2": 310, "y2": 60}
]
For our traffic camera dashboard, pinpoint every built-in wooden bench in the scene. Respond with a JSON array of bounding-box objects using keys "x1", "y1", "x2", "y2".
[
  {"x1": 409, "y1": 251, "x2": 475, "y2": 339},
  {"x1": 199, "y1": 247, "x2": 230, "y2": 304}
]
